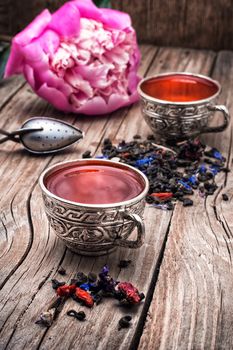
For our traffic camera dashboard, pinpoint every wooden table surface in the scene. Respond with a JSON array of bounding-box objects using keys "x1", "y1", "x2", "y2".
[{"x1": 0, "y1": 45, "x2": 232, "y2": 350}]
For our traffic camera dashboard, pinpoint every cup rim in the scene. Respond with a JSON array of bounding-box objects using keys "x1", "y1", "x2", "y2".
[
  {"x1": 137, "y1": 72, "x2": 221, "y2": 106},
  {"x1": 39, "y1": 158, "x2": 149, "y2": 209}
]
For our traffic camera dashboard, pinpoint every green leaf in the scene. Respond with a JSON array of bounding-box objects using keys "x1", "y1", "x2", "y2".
[
  {"x1": 93, "y1": 0, "x2": 111, "y2": 8},
  {"x1": 0, "y1": 44, "x2": 10, "y2": 79}
]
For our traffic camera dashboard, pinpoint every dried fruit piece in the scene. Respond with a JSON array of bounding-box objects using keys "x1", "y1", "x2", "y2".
[
  {"x1": 56, "y1": 284, "x2": 76, "y2": 297},
  {"x1": 116, "y1": 282, "x2": 144, "y2": 305},
  {"x1": 75, "y1": 288, "x2": 94, "y2": 307}
]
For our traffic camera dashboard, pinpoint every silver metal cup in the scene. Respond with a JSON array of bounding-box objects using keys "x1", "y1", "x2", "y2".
[
  {"x1": 138, "y1": 72, "x2": 230, "y2": 142},
  {"x1": 39, "y1": 159, "x2": 149, "y2": 256}
]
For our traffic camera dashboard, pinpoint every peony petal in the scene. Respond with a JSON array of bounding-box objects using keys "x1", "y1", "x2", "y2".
[
  {"x1": 100, "y1": 8, "x2": 131, "y2": 30},
  {"x1": 128, "y1": 72, "x2": 141, "y2": 94},
  {"x1": 72, "y1": 0, "x2": 102, "y2": 22},
  {"x1": 73, "y1": 0, "x2": 131, "y2": 30},
  {"x1": 75, "y1": 62, "x2": 114, "y2": 89},
  {"x1": 36, "y1": 68, "x2": 73, "y2": 96},
  {"x1": 49, "y1": 2, "x2": 80, "y2": 37},
  {"x1": 21, "y1": 41, "x2": 73, "y2": 97},
  {"x1": 23, "y1": 64, "x2": 36, "y2": 89},
  {"x1": 75, "y1": 95, "x2": 108, "y2": 114},
  {"x1": 4, "y1": 42, "x2": 24, "y2": 76},
  {"x1": 76, "y1": 90, "x2": 139, "y2": 115},
  {"x1": 65, "y1": 71, "x2": 93, "y2": 98},
  {"x1": 37, "y1": 83, "x2": 70, "y2": 111},
  {"x1": 5, "y1": 10, "x2": 53, "y2": 77},
  {"x1": 38, "y1": 29, "x2": 60, "y2": 55},
  {"x1": 14, "y1": 10, "x2": 52, "y2": 46},
  {"x1": 51, "y1": 46, "x2": 75, "y2": 77},
  {"x1": 104, "y1": 46, "x2": 130, "y2": 67}
]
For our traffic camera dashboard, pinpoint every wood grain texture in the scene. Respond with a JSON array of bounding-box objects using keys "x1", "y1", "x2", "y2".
[
  {"x1": 138, "y1": 51, "x2": 233, "y2": 350},
  {"x1": 1, "y1": 0, "x2": 233, "y2": 50},
  {"x1": 0, "y1": 0, "x2": 11, "y2": 36},
  {"x1": 0, "y1": 46, "x2": 217, "y2": 350},
  {"x1": 113, "y1": 0, "x2": 233, "y2": 50},
  {"x1": 0, "y1": 45, "x2": 167, "y2": 350}
]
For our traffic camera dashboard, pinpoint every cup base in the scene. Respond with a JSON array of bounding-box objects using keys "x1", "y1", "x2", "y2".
[{"x1": 66, "y1": 243, "x2": 117, "y2": 256}]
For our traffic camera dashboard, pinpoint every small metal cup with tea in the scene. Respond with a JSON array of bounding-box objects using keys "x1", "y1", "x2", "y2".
[
  {"x1": 39, "y1": 159, "x2": 149, "y2": 256},
  {"x1": 138, "y1": 72, "x2": 230, "y2": 142}
]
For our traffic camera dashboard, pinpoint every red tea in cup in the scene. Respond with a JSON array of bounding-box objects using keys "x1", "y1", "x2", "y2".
[
  {"x1": 40, "y1": 159, "x2": 149, "y2": 255},
  {"x1": 138, "y1": 72, "x2": 229, "y2": 141},
  {"x1": 45, "y1": 161, "x2": 145, "y2": 205},
  {"x1": 140, "y1": 73, "x2": 219, "y2": 103}
]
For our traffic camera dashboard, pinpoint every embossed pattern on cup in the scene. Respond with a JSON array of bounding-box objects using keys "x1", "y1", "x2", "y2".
[
  {"x1": 138, "y1": 72, "x2": 230, "y2": 142},
  {"x1": 39, "y1": 159, "x2": 149, "y2": 256}
]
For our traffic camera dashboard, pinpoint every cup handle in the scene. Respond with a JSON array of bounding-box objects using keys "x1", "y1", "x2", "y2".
[
  {"x1": 115, "y1": 211, "x2": 145, "y2": 249},
  {"x1": 203, "y1": 105, "x2": 230, "y2": 133}
]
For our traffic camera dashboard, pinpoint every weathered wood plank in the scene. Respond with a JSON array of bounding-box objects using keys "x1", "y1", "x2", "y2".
[
  {"x1": 0, "y1": 44, "x2": 156, "y2": 284},
  {"x1": 0, "y1": 45, "x2": 158, "y2": 349},
  {"x1": 1, "y1": 1, "x2": 233, "y2": 50},
  {"x1": 0, "y1": 76, "x2": 25, "y2": 112},
  {"x1": 138, "y1": 51, "x2": 233, "y2": 350},
  {"x1": 0, "y1": 47, "x2": 216, "y2": 350},
  {"x1": 0, "y1": 0, "x2": 11, "y2": 35},
  {"x1": 1, "y1": 0, "x2": 233, "y2": 50},
  {"x1": 112, "y1": 0, "x2": 233, "y2": 50}
]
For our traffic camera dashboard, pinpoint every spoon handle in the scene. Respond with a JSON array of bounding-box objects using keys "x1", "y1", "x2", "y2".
[
  {"x1": 0, "y1": 135, "x2": 20, "y2": 144},
  {"x1": 0, "y1": 129, "x2": 21, "y2": 143},
  {"x1": 0, "y1": 127, "x2": 43, "y2": 144}
]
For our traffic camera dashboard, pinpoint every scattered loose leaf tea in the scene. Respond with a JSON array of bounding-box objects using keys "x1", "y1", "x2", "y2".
[
  {"x1": 67, "y1": 310, "x2": 86, "y2": 321},
  {"x1": 35, "y1": 309, "x2": 56, "y2": 327},
  {"x1": 58, "y1": 267, "x2": 66, "y2": 275},
  {"x1": 98, "y1": 138, "x2": 228, "y2": 210},
  {"x1": 37, "y1": 266, "x2": 144, "y2": 329},
  {"x1": 118, "y1": 315, "x2": 132, "y2": 330},
  {"x1": 118, "y1": 260, "x2": 132, "y2": 269},
  {"x1": 51, "y1": 279, "x2": 66, "y2": 290},
  {"x1": 222, "y1": 193, "x2": 229, "y2": 201}
]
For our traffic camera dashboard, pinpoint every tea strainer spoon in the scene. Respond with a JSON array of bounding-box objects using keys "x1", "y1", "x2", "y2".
[{"x1": 0, "y1": 117, "x2": 84, "y2": 154}]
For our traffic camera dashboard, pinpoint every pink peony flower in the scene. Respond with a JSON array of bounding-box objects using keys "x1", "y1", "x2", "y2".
[{"x1": 5, "y1": 0, "x2": 141, "y2": 115}]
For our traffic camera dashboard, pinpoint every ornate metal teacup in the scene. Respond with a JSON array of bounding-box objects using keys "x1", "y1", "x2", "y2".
[
  {"x1": 138, "y1": 72, "x2": 230, "y2": 142},
  {"x1": 39, "y1": 159, "x2": 149, "y2": 256}
]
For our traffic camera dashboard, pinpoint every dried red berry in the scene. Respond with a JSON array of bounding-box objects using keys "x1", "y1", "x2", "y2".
[
  {"x1": 150, "y1": 192, "x2": 173, "y2": 200},
  {"x1": 75, "y1": 287, "x2": 94, "y2": 307},
  {"x1": 56, "y1": 284, "x2": 76, "y2": 297},
  {"x1": 117, "y1": 282, "x2": 143, "y2": 304}
]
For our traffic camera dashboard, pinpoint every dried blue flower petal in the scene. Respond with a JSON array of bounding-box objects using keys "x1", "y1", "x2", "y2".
[
  {"x1": 187, "y1": 175, "x2": 198, "y2": 186},
  {"x1": 198, "y1": 164, "x2": 207, "y2": 174},
  {"x1": 100, "y1": 265, "x2": 109, "y2": 276},
  {"x1": 95, "y1": 155, "x2": 109, "y2": 159},
  {"x1": 211, "y1": 148, "x2": 224, "y2": 160},
  {"x1": 151, "y1": 203, "x2": 173, "y2": 211},
  {"x1": 178, "y1": 180, "x2": 192, "y2": 191},
  {"x1": 79, "y1": 283, "x2": 91, "y2": 291},
  {"x1": 98, "y1": 265, "x2": 118, "y2": 293},
  {"x1": 134, "y1": 157, "x2": 154, "y2": 167},
  {"x1": 209, "y1": 165, "x2": 220, "y2": 176},
  {"x1": 204, "y1": 147, "x2": 224, "y2": 161}
]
